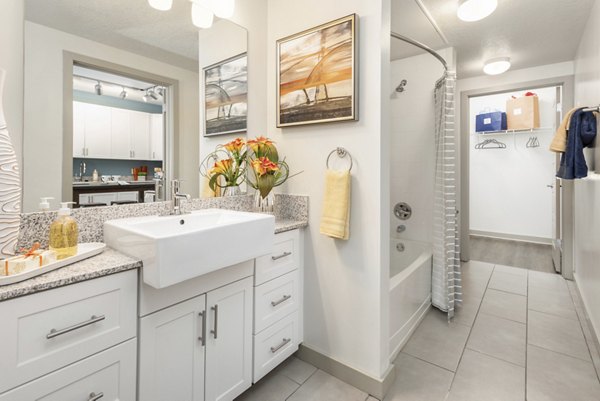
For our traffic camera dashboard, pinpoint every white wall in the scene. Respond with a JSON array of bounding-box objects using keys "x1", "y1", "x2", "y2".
[
  {"x1": 573, "y1": 0, "x2": 600, "y2": 342},
  {"x1": 0, "y1": 0, "x2": 24, "y2": 174},
  {"x1": 22, "y1": 22, "x2": 199, "y2": 211},
  {"x1": 390, "y1": 49, "x2": 451, "y2": 243},
  {"x1": 468, "y1": 87, "x2": 557, "y2": 241},
  {"x1": 266, "y1": 0, "x2": 391, "y2": 379}
]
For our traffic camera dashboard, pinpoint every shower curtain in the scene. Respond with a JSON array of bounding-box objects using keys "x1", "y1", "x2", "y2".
[{"x1": 432, "y1": 72, "x2": 462, "y2": 318}]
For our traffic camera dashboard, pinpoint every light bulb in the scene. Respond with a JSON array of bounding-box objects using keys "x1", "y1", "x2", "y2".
[
  {"x1": 483, "y1": 57, "x2": 511, "y2": 75},
  {"x1": 210, "y1": 0, "x2": 235, "y2": 18},
  {"x1": 457, "y1": 0, "x2": 497, "y2": 22},
  {"x1": 192, "y1": 2, "x2": 214, "y2": 28},
  {"x1": 148, "y1": 0, "x2": 173, "y2": 11}
]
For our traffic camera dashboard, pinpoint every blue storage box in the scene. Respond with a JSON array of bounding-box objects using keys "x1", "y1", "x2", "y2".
[{"x1": 475, "y1": 111, "x2": 507, "y2": 132}]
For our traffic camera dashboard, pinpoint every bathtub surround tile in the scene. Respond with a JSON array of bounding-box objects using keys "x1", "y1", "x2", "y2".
[
  {"x1": 235, "y1": 371, "x2": 299, "y2": 401},
  {"x1": 274, "y1": 356, "x2": 317, "y2": 385},
  {"x1": 466, "y1": 313, "x2": 526, "y2": 366},
  {"x1": 528, "y1": 310, "x2": 591, "y2": 361},
  {"x1": 479, "y1": 289, "x2": 527, "y2": 323},
  {"x1": 286, "y1": 370, "x2": 368, "y2": 401},
  {"x1": 402, "y1": 309, "x2": 471, "y2": 372},
  {"x1": 528, "y1": 285, "x2": 578, "y2": 321},
  {"x1": 487, "y1": 270, "x2": 527, "y2": 296},
  {"x1": 527, "y1": 345, "x2": 600, "y2": 401},
  {"x1": 384, "y1": 353, "x2": 453, "y2": 401},
  {"x1": 445, "y1": 349, "x2": 525, "y2": 401}
]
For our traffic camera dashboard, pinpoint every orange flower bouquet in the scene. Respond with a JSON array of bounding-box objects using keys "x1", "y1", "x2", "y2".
[
  {"x1": 200, "y1": 138, "x2": 247, "y2": 196},
  {"x1": 246, "y1": 136, "x2": 289, "y2": 211}
]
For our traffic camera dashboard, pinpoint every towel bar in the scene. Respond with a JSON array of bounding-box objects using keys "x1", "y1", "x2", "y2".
[{"x1": 326, "y1": 147, "x2": 353, "y2": 171}]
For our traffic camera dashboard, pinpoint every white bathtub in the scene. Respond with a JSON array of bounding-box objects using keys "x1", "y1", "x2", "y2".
[{"x1": 389, "y1": 238, "x2": 432, "y2": 361}]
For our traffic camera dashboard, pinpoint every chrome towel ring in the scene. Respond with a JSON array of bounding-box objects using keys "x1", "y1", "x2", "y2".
[{"x1": 326, "y1": 147, "x2": 353, "y2": 171}]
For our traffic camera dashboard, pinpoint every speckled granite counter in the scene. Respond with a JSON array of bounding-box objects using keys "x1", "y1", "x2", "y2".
[
  {"x1": 0, "y1": 248, "x2": 141, "y2": 302},
  {"x1": 275, "y1": 218, "x2": 308, "y2": 234}
]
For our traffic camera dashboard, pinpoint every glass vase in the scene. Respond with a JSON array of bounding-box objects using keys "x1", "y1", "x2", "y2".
[
  {"x1": 254, "y1": 190, "x2": 275, "y2": 214},
  {"x1": 221, "y1": 185, "x2": 241, "y2": 197}
]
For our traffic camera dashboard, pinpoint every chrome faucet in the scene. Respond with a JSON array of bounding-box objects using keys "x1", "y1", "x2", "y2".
[
  {"x1": 171, "y1": 179, "x2": 191, "y2": 215},
  {"x1": 76, "y1": 161, "x2": 86, "y2": 182}
]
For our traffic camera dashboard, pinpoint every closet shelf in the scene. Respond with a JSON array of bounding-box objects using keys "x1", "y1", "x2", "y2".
[{"x1": 475, "y1": 127, "x2": 553, "y2": 135}]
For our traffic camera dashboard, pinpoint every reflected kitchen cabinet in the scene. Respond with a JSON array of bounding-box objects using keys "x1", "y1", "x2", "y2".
[
  {"x1": 130, "y1": 110, "x2": 151, "y2": 160},
  {"x1": 150, "y1": 113, "x2": 164, "y2": 161},
  {"x1": 73, "y1": 102, "x2": 112, "y2": 158}
]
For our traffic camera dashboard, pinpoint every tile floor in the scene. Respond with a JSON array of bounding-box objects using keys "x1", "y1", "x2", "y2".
[
  {"x1": 469, "y1": 236, "x2": 554, "y2": 273},
  {"x1": 235, "y1": 260, "x2": 600, "y2": 401}
]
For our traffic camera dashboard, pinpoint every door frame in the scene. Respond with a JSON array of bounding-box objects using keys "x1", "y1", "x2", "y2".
[{"x1": 459, "y1": 75, "x2": 575, "y2": 276}]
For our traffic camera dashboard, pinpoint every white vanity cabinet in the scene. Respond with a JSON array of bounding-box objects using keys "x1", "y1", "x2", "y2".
[{"x1": 139, "y1": 275, "x2": 254, "y2": 401}]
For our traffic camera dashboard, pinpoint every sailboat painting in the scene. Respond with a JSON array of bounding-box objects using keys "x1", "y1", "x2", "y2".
[{"x1": 277, "y1": 14, "x2": 358, "y2": 127}]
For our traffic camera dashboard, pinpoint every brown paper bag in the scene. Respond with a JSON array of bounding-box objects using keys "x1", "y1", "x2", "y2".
[{"x1": 506, "y1": 96, "x2": 540, "y2": 130}]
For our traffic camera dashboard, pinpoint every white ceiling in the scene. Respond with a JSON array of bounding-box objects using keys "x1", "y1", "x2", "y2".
[
  {"x1": 392, "y1": 0, "x2": 595, "y2": 78},
  {"x1": 25, "y1": 0, "x2": 204, "y2": 71}
]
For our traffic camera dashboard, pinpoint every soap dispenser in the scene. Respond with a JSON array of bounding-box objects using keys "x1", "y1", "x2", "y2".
[
  {"x1": 49, "y1": 202, "x2": 79, "y2": 259},
  {"x1": 39, "y1": 197, "x2": 54, "y2": 211}
]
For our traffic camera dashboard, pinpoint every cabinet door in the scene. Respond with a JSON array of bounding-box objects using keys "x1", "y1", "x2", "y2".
[
  {"x1": 130, "y1": 111, "x2": 150, "y2": 159},
  {"x1": 110, "y1": 108, "x2": 131, "y2": 159},
  {"x1": 150, "y1": 113, "x2": 164, "y2": 160},
  {"x1": 205, "y1": 277, "x2": 253, "y2": 401},
  {"x1": 84, "y1": 103, "x2": 112, "y2": 158},
  {"x1": 139, "y1": 294, "x2": 206, "y2": 401},
  {"x1": 73, "y1": 102, "x2": 86, "y2": 157},
  {"x1": 116, "y1": 191, "x2": 138, "y2": 202},
  {"x1": 90, "y1": 193, "x2": 116, "y2": 206}
]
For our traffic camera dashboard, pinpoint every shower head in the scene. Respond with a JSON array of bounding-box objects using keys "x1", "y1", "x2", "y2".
[{"x1": 395, "y1": 79, "x2": 408, "y2": 93}]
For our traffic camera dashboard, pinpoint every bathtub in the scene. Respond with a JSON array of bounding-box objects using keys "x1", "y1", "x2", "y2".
[{"x1": 389, "y1": 238, "x2": 432, "y2": 361}]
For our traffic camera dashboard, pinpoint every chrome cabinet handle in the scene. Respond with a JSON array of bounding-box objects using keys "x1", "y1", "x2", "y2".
[
  {"x1": 272, "y1": 251, "x2": 292, "y2": 261},
  {"x1": 198, "y1": 311, "x2": 206, "y2": 346},
  {"x1": 88, "y1": 392, "x2": 104, "y2": 401},
  {"x1": 271, "y1": 294, "x2": 292, "y2": 307},
  {"x1": 270, "y1": 338, "x2": 291, "y2": 353},
  {"x1": 46, "y1": 315, "x2": 105, "y2": 339},
  {"x1": 211, "y1": 305, "x2": 218, "y2": 339}
]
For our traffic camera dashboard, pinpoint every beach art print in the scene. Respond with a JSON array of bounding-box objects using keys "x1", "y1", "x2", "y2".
[
  {"x1": 277, "y1": 14, "x2": 358, "y2": 127},
  {"x1": 204, "y1": 53, "x2": 248, "y2": 136}
]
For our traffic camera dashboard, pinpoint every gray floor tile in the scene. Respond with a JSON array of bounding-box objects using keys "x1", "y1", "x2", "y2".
[
  {"x1": 494, "y1": 264, "x2": 528, "y2": 278},
  {"x1": 528, "y1": 285, "x2": 578, "y2": 321},
  {"x1": 528, "y1": 310, "x2": 591, "y2": 361},
  {"x1": 402, "y1": 309, "x2": 471, "y2": 372},
  {"x1": 235, "y1": 371, "x2": 299, "y2": 401},
  {"x1": 479, "y1": 289, "x2": 527, "y2": 323},
  {"x1": 274, "y1": 356, "x2": 317, "y2": 385},
  {"x1": 567, "y1": 280, "x2": 600, "y2": 380},
  {"x1": 461, "y1": 260, "x2": 494, "y2": 279},
  {"x1": 366, "y1": 397, "x2": 379, "y2": 401},
  {"x1": 286, "y1": 370, "x2": 368, "y2": 401},
  {"x1": 384, "y1": 353, "x2": 453, "y2": 401},
  {"x1": 446, "y1": 349, "x2": 525, "y2": 401},
  {"x1": 488, "y1": 270, "x2": 527, "y2": 296},
  {"x1": 452, "y1": 295, "x2": 482, "y2": 327},
  {"x1": 469, "y1": 236, "x2": 554, "y2": 273},
  {"x1": 528, "y1": 270, "x2": 569, "y2": 293},
  {"x1": 527, "y1": 345, "x2": 600, "y2": 401},
  {"x1": 466, "y1": 313, "x2": 526, "y2": 366}
]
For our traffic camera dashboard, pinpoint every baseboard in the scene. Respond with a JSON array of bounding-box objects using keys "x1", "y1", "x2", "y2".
[
  {"x1": 296, "y1": 344, "x2": 396, "y2": 400},
  {"x1": 470, "y1": 230, "x2": 552, "y2": 245}
]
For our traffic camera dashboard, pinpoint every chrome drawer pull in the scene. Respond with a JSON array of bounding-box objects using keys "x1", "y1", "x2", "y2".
[
  {"x1": 46, "y1": 315, "x2": 106, "y2": 339},
  {"x1": 271, "y1": 294, "x2": 292, "y2": 307},
  {"x1": 211, "y1": 305, "x2": 218, "y2": 339},
  {"x1": 198, "y1": 311, "x2": 206, "y2": 346},
  {"x1": 271, "y1": 251, "x2": 292, "y2": 261},
  {"x1": 270, "y1": 338, "x2": 291, "y2": 353},
  {"x1": 88, "y1": 392, "x2": 104, "y2": 401}
]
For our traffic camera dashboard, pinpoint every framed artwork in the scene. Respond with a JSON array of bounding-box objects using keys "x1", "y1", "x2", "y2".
[
  {"x1": 204, "y1": 53, "x2": 248, "y2": 136},
  {"x1": 276, "y1": 14, "x2": 358, "y2": 128}
]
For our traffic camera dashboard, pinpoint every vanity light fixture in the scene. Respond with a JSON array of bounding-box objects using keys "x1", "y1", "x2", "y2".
[
  {"x1": 483, "y1": 57, "x2": 511, "y2": 75},
  {"x1": 148, "y1": 0, "x2": 173, "y2": 11},
  {"x1": 94, "y1": 81, "x2": 102, "y2": 96},
  {"x1": 120, "y1": 87, "x2": 128, "y2": 99},
  {"x1": 457, "y1": 0, "x2": 497, "y2": 22}
]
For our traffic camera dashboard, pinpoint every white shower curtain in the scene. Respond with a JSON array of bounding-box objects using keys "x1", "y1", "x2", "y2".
[{"x1": 432, "y1": 72, "x2": 461, "y2": 318}]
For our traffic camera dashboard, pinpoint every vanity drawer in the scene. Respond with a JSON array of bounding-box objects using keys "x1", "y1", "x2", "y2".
[
  {"x1": 0, "y1": 270, "x2": 137, "y2": 393},
  {"x1": 253, "y1": 311, "x2": 299, "y2": 382},
  {"x1": 255, "y1": 229, "x2": 300, "y2": 285},
  {"x1": 0, "y1": 338, "x2": 137, "y2": 401},
  {"x1": 254, "y1": 270, "x2": 299, "y2": 334}
]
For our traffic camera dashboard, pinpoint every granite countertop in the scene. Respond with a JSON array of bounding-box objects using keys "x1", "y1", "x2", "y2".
[
  {"x1": 0, "y1": 248, "x2": 141, "y2": 302},
  {"x1": 1, "y1": 218, "x2": 307, "y2": 302}
]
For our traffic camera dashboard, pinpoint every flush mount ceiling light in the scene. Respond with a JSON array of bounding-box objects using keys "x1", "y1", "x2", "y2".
[
  {"x1": 209, "y1": 0, "x2": 235, "y2": 18},
  {"x1": 94, "y1": 81, "x2": 102, "y2": 96},
  {"x1": 191, "y1": 1, "x2": 214, "y2": 28},
  {"x1": 483, "y1": 57, "x2": 511, "y2": 75},
  {"x1": 148, "y1": 0, "x2": 173, "y2": 11},
  {"x1": 457, "y1": 0, "x2": 497, "y2": 22}
]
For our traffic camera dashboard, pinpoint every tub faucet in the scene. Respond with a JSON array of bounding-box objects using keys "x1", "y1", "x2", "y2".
[
  {"x1": 396, "y1": 225, "x2": 406, "y2": 233},
  {"x1": 171, "y1": 179, "x2": 191, "y2": 215}
]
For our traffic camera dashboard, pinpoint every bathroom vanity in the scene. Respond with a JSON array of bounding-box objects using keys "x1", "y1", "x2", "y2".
[{"x1": 0, "y1": 218, "x2": 305, "y2": 401}]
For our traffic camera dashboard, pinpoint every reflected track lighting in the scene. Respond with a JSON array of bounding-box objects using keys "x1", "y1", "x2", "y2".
[{"x1": 95, "y1": 81, "x2": 102, "y2": 95}]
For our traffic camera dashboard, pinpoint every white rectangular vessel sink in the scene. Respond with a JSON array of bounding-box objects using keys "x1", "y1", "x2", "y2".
[{"x1": 104, "y1": 209, "x2": 275, "y2": 288}]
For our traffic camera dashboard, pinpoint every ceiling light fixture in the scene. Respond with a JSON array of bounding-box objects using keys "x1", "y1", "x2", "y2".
[
  {"x1": 148, "y1": 0, "x2": 173, "y2": 11},
  {"x1": 191, "y1": 1, "x2": 214, "y2": 28},
  {"x1": 143, "y1": 90, "x2": 150, "y2": 103},
  {"x1": 457, "y1": 0, "x2": 497, "y2": 22},
  {"x1": 120, "y1": 87, "x2": 128, "y2": 99},
  {"x1": 148, "y1": 88, "x2": 159, "y2": 100},
  {"x1": 483, "y1": 57, "x2": 511, "y2": 75},
  {"x1": 209, "y1": 0, "x2": 235, "y2": 18},
  {"x1": 95, "y1": 81, "x2": 102, "y2": 96}
]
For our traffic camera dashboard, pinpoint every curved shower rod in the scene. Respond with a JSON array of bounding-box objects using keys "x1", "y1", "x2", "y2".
[{"x1": 390, "y1": 31, "x2": 448, "y2": 72}]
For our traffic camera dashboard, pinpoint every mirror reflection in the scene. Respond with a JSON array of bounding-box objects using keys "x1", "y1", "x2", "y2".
[{"x1": 21, "y1": 0, "x2": 248, "y2": 212}]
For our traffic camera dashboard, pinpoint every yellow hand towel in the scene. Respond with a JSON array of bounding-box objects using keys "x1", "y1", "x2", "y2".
[
  {"x1": 550, "y1": 107, "x2": 579, "y2": 153},
  {"x1": 320, "y1": 169, "x2": 351, "y2": 240}
]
